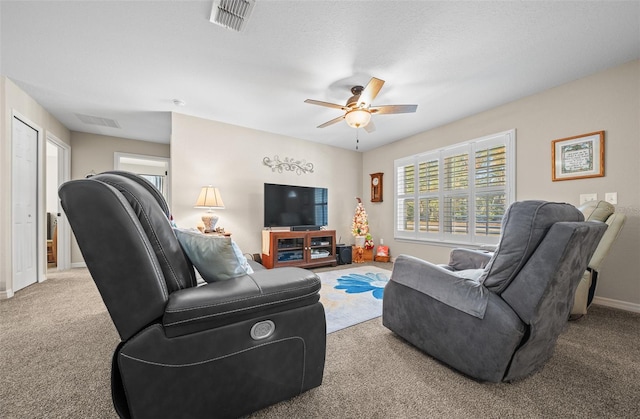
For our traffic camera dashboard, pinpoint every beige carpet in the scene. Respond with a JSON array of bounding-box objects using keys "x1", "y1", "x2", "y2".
[{"x1": 1, "y1": 267, "x2": 639, "y2": 418}]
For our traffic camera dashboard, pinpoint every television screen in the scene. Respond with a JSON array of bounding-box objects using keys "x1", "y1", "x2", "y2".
[{"x1": 264, "y1": 183, "x2": 328, "y2": 228}]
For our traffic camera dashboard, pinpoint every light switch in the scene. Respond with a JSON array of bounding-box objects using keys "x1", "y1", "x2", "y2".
[
  {"x1": 605, "y1": 192, "x2": 618, "y2": 205},
  {"x1": 579, "y1": 193, "x2": 597, "y2": 205}
]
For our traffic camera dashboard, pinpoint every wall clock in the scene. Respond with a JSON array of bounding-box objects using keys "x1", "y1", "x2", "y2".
[{"x1": 370, "y1": 172, "x2": 383, "y2": 202}]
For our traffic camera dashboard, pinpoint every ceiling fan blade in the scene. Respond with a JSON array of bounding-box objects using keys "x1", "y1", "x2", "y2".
[
  {"x1": 317, "y1": 115, "x2": 345, "y2": 128},
  {"x1": 358, "y1": 77, "x2": 385, "y2": 107},
  {"x1": 363, "y1": 119, "x2": 376, "y2": 133},
  {"x1": 304, "y1": 99, "x2": 348, "y2": 110},
  {"x1": 370, "y1": 104, "x2": 418, "y2": 115}
]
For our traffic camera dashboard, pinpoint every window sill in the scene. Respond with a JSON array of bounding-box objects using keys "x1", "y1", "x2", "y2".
[{"x1": 394, "y1": 236, "x2": 497, "y2": 250}]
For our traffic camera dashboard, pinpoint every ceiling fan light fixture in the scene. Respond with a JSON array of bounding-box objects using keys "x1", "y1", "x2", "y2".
[
  {"x1": 344, "y1": 109, "x2": 371, "y2": 128},
  {"x1": 305, "y1": 77, "x2": 416, "y2": 132}
]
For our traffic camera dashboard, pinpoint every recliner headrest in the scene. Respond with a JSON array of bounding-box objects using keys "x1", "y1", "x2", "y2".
[
  {"x1": 579, "y1": 200, "x2": 614, "y2": 223},
  {"x1": 480, "y1": 200, "x2": 584, "y2": 293},
  {"x1": 91, "y1": 172, "x2": 195, "y2": 292}
]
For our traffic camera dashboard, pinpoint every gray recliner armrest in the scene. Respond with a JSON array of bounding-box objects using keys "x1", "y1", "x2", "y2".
[
  {"x1": 391, "y1": 254, "x2": 489, "y2": 318},
  {"x1": 448, "y1": 248, "x2": 493, "y2": 270},
  {"x1": 163, "y1": 267, "x2": 321, "y2": 337}
]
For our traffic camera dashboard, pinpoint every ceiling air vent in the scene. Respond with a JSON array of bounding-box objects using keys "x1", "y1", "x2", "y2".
[
  {"x1": 210, "y1": 0, "x2": 256, "y2": 32},
  {"x1": 75, "y1": 113, "x2": 121, "y2": 129}
]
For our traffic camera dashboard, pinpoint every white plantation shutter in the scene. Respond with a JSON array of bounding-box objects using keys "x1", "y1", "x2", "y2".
[
  {"x1": 475, "y1": 143, "x2": 507, "y2": 238},
  {"x1": 394, "y1": 130, "x2": 515, "y2": 245},
  {"x1": 395, "y1": 161, "x2": 416, "y2": 238},
  {"x1": 418, "y1": 160, "x2": 439, "y2": 234},
  {"x1": 442, "y1": 147, "x2": 470, "y2": 240}
]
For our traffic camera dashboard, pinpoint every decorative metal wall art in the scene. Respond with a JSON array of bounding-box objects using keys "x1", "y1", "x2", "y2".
[{"x1": 263, "y1": 155, "x2": 314, "y2": 175}]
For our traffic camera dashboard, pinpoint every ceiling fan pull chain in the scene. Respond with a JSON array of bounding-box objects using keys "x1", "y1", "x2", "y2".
[{"x1": 355, "y1": 129, "x2": 359, "y2": 150}]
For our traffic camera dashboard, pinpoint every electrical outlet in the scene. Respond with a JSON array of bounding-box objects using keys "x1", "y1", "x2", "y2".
[
  {"x1": 605, "y1": 192, "x2": 618, "y2": 205},
  {"x1": 579, "y1": 193, "x2": 597, "y2": 205},
  {"x1": 380, "y1": 238, "x2": 384, "y2": 245}
]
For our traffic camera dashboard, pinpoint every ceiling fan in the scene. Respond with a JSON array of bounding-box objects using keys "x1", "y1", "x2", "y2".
[{"x1": 304, "y1": 77, "x2": 418, "y2": 133}]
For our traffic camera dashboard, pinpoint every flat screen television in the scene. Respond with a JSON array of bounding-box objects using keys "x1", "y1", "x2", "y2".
[{"x1": 264, "y1": 183, "x2": 328, "y2": 229}]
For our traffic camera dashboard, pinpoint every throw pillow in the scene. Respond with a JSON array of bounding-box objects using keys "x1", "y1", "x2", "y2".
[{"x1": 173, "y1": 228, "x2": 254, "y2": 282}]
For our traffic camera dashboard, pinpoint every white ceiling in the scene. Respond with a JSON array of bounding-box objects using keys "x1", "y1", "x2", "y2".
[{"x1": 1, "y1": 1, "x2": 639, "y2": 152}]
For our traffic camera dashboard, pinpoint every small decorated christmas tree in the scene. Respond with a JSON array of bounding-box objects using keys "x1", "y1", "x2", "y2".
[{"x1": 352, "y1": 197, "x2": 369, "y2": 237}]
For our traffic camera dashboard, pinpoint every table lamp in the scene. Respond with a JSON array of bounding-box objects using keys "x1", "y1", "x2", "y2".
[{"x1": 194, "y1": 186, "x2": 225, "y2": 232}]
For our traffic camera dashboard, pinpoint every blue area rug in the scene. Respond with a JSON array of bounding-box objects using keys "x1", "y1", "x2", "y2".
[{"x1": 317, "y1": 266, "x2": 391, "y2": 333}]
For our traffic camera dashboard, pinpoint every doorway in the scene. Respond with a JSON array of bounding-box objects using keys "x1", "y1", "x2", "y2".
[{"x1": 46, "y1": 134, "x2": 71, "y2": 271}]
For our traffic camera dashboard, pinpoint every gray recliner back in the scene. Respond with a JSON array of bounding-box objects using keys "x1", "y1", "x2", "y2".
[
  {"x1": 501, "y1": 220, "x2": 606, "y2": 380},
  {"x1": 480, "y1": 201, "x2": 607, "y2": 380},
  {"x1": 480, "y1": 201, "x2": 584, "y2": 293},
  {"x1": 59, "y1": 172, "x2": 195, "y2": 341}
]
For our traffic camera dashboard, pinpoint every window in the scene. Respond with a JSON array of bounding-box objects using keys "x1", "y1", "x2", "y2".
[
  {"x1": 314, "y1": 187, "x2": 328, "y2": 225},
  {"x1": 139, "y1": 174, "x2": 165, "y2": 194},
  {"x1": 114, "y1": 152, "x2": 170, "y2": 202},
  {"x1": 395, "y1": 130, "x2": 515, "y2": 246}
]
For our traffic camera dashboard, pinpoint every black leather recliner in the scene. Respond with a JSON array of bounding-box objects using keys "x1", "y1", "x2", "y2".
[{"x1": 59, "y1": 171, "x2": 326, "y2": 418}]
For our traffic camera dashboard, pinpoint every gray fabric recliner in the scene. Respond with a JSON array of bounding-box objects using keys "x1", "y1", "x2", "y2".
[
  {"x1": 382, "y1": 200, "x2": 607, "y2": 382},
  {"x1": 59, "y1": 172, "x2": 326, "y2": 418}
]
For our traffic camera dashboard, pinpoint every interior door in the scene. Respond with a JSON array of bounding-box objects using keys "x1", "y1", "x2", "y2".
[
  {"x1": 12, "y1": 115, "x2": 39, "y2": 291},
  {"x1": 46, "y1": 136, "x2": 71, "y2": 271}
]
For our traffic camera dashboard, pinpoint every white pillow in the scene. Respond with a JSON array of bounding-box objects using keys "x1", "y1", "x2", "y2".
[{"x1": 173, "y1": 228, "x2": 253, "y2": 282}]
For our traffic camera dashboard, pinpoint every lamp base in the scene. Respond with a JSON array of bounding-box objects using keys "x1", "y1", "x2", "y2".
[{"x1": 201, "y1": 213, "x2": 219, "y2": 233}]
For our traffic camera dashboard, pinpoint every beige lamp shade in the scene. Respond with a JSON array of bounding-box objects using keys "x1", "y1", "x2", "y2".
[
  {"x1": 195, "y1": 186, "x2": 225, "y2": 232},
  {"x1": 195, "y1": 186, "x2": 225, "y2": 208}
]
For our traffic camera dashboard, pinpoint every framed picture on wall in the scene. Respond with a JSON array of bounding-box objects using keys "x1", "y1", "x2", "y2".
[{"x1": 551, "y1": 131, "x2": 604, "y2": 181}]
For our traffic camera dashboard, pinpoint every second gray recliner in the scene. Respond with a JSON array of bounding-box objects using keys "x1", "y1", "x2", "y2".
[{"x1": 383, "y1": 201, "x2": 606, "y2": 382}]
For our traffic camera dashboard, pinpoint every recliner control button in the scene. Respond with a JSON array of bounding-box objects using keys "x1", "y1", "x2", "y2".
[{"x1": 251, "y1": 320, "x2": 275, "y2": 340}]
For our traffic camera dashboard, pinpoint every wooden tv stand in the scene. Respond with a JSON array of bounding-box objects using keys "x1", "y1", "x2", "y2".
[{"x1": 261, "y1": 229, "x2": 337, "y2": 269}]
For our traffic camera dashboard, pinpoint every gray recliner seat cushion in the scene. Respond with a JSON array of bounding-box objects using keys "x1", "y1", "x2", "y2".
[{"x1": 480, "y1": 201, "x2": 584, "y2": 293}]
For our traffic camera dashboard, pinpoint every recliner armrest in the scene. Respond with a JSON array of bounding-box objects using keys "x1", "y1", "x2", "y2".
[
  {"x1": 391, "y1": 254, "x2": 490, "y2": 318},
  {"x1": 448, "y1": 248, "x2": 493, "y2": 270},
  {"x1": 163, "y1": 267, "x2": 321, "y2": 337}
]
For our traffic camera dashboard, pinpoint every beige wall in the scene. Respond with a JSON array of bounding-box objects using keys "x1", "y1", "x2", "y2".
[
  {"x1": 170, "y1": 113, "x2": 362, "y2": 256},
  {"x1": 70, "y1": 132, "x2": 170, "y2": 180},
  {"x1": 4, "y1": 60, "x2": 638, "y2": 310},
  {"x1": 0, "y1": 77, "x2": 71, "y2": 297},
  {"x1": 364, "y1": 59, "x2": 640, "y2": 310},
  {"x1": 69, "y1": 132, "x2": 171, "y2": 264}
]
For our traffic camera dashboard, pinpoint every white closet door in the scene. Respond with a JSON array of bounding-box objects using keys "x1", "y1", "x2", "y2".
[{"x1": 12, "y1": 116, "x2": 38, "y2": 291}]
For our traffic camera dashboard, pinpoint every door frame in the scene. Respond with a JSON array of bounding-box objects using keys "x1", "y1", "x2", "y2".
[{"x1": 46, "y1": 132, "x2": 71, "y2": 272}]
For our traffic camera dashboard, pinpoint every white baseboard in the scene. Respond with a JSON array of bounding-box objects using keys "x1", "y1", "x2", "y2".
[
  {"x1": 71, "y1": 262, "x2": 87, "y2": 269},
  {"x1": 592, "y1": 296, "x2": 640, "y2": 314},
  {"x1": 0, "y1": 289, "x2": 14, "y2": 299}
]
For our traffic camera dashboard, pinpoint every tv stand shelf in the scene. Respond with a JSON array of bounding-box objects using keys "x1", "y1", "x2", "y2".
[{"x1": 262, "y1": 230, "x2": 337, "y2": 269}]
